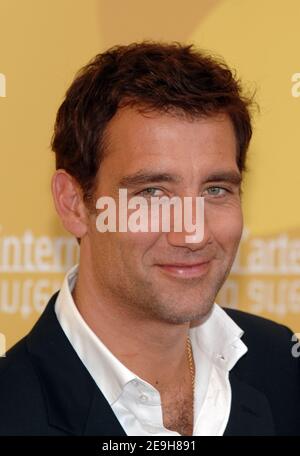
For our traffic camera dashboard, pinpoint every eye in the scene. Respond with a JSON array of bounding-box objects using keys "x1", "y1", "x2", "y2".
[
  {"x1": 203, "y1": 186, "x2": 228, "y2": 197},
  {"x1": 138, "y1": 187, "x2": 164, "y2": 197}
]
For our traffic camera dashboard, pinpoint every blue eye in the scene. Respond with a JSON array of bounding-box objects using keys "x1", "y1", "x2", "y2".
[
  {"x1": 139, "y1": 187, "x2": 163, "y2": 197},
  {"x1": 204, "y1": 187, "x2": 227, "y2": 197}
]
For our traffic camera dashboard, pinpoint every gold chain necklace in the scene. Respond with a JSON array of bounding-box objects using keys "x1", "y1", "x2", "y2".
[{"x1": 186, "y1": 336, "x2": 195, "y2": 394}]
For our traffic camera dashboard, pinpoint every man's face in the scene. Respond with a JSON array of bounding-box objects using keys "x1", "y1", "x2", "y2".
[{"x1": 85, "y1": 107, "x2": 243, "y2": 324}]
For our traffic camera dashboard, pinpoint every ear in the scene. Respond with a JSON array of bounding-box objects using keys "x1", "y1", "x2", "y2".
[{"x1": 51, "y1": 170, "x2": 88, "y2": 238}]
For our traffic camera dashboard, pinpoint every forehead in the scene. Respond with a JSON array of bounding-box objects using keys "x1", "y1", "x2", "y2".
[{"x1": 101, "y1": 106, "x2": 238, "y2": 179}]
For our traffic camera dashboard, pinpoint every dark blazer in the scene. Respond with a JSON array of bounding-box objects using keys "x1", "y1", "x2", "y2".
[{"x1": 0, "y1": 291, "x2": 299, "y2": 436}]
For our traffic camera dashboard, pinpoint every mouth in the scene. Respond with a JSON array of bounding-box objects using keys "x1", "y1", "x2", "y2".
[{"x1": 155, "y1": 261, "x2": 211, "y2": 279}]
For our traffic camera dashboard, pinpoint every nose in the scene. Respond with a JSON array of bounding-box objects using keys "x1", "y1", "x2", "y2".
[{"x1": 166, "y1": 196, "x2": 212, "y2": 250}]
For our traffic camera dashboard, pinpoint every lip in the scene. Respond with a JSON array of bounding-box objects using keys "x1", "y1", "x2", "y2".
[{"x1": 156, "y1": 261, "x2": 210, "y2": 279}]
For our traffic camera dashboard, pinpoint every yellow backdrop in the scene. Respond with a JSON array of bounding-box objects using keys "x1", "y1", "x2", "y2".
[{"x1": 1, "y1": 0, "x2": 300, "y2": 351}]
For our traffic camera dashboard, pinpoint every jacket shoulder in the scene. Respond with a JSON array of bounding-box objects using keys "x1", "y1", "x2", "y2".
[
  {"x1": 224, "y1": 307, "x2": 294, "y2": 334},
  {"x1": 223, "y1": 307, "x2": 296, "y2": 352},
  {"x1": 0, "y1": 336, "x2": 47, "y2": 435},
  {"x1": 223, "y1": 307, "x2": 300, "y2": 435}
]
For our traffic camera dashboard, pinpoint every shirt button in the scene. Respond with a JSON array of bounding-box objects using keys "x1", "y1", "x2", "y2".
[{"x1": 139, "y1": 394, "x2": 149, "y2": 402}]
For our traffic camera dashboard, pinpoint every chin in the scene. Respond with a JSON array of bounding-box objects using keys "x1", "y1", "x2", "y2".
[
  {"x1": 151, "y1": 292, "x2": 216, "y2": 325},
  {"x1": 156, "y1": 308, "x2": 212, "y2": 325}
]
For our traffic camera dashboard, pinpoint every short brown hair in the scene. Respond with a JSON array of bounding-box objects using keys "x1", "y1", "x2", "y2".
[{"x1": 51, "y1": 41, "x2": 254, "y2": 203}]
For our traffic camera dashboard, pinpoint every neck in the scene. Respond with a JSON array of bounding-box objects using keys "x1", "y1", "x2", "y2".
[{"x1": 72, "y1": 260, "x2": 192, "y2": 391}]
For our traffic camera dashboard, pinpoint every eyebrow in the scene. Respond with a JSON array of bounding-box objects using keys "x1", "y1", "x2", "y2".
[
  {"x1": 118, "y1": 169, "x2": 242, "y2": 188},
  {"x1": 119, "y1": 171, "x2": 182, "y2": 187},
  {"x1": 204, "y1": 170, "x2": 242, "y2": 186}
]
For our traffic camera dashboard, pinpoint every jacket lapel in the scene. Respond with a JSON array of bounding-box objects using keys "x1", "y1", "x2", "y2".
[
  {"x1": 83, "y1": 388, "x2": 126, "y2": 436},
  {"x1": 224, "y1": 371, "x2": 275, "y2": 435},
  {"x1": 26, "y1": 293, "x2": 126, "y2": 436}
]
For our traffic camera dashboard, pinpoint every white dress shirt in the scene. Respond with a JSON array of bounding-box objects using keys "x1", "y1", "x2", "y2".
[{"x1": 55, "y1": 264, "x2": 248, "y2": 436}]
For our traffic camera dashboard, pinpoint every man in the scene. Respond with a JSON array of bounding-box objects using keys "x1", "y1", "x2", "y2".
[{"x1": 0, "y1": 42, "x2": 299, "y2": 436}]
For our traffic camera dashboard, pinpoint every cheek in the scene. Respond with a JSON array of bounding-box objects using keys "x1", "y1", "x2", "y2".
[
  {"x1": 115, "y1": 231, "x2": 161, "y2": 264},
  {"x1": 207, "y1": 204, "x2": 243, "y2": 249}
]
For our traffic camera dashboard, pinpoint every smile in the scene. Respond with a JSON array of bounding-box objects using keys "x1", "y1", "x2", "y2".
[{"x1": 156, "y1": 261, "x2": 210, "y2": 279}]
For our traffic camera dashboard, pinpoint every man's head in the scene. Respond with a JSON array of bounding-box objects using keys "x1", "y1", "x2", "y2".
[{"x1": 51, "y1": 42, "x2": 254, "y2": 325}]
